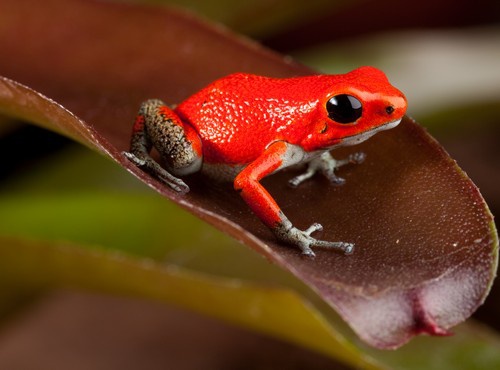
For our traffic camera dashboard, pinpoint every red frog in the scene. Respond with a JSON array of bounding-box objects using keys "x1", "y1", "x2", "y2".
[{"x1": 124, "y1": 66, "x2": 407, "y2": 257}]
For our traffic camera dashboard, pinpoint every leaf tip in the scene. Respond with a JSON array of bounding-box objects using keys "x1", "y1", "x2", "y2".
[{"x1": 411, "y1": 290, "x2": 453, "y2": 337}]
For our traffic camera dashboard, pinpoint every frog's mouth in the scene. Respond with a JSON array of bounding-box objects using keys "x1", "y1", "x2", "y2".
[{"x1": 336, "y1": 118, "x2": 402, "y2": 148}]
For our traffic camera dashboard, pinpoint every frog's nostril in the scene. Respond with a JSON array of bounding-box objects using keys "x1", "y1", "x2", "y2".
[{"x1": 385, "y1": 105, "x2": 395, "y2": 115}]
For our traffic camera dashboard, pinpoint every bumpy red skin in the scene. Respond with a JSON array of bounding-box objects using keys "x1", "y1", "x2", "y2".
[
  {"x1": 176, "y1": 67, "x2": 406, "y2": 164},
  {"x1": 174, "y1": 66, "x2": 407, "y2": 228},
  {"x1": 126, "y1": 66, "x2": 407, "y2": 255}
]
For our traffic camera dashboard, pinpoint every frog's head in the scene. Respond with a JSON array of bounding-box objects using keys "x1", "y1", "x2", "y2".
[{"x1": 303, "y1": 66, "x2": 407, "y2": 151}]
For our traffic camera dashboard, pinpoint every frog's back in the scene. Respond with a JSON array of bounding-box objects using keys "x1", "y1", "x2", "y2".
[{"x1": 175, "y1": 73, "x2": 326, "y2": 164}]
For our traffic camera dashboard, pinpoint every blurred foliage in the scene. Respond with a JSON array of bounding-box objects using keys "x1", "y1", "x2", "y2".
[{"x1": 120, "y1": 0, "x2": 353, "y2": 36}]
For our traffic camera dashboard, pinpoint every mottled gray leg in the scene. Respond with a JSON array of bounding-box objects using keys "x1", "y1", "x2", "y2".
[
  {"x1": 289, "y1": 151, "x2": 366, "y2": 188},
  {"x1": 123, "y1": 129, "x2": 190, "y2": 193},
  {"x1": 123, "y1": 99, "x2": 202, "y2": 193}
]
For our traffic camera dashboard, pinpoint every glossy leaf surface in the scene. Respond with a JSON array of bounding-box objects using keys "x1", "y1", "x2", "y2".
[{"x1": 0, "y1": 0, "x2": 497, "y2": 349}]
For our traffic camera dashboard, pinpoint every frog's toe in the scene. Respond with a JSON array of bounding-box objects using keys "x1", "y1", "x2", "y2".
[
  {"x1": 288, "y1": 169, "x2": 315, "y2": 188},
  {"x1": 312, "y1": 239, "x2": 355, "y2": 255},
  {"x1": 159, "y1": 174, "x2": 190, "y2": 194},
  {"x1": 343, "y1": 243, "x2": 355, "y2": 255},
  {"x1": 300, "y1": 247, "x2": 316, "y2": 258},
  {"x1": 324, "y1": 172, "x2": 346, "y2": 185},
  {"x1": 123, "y1": 151, "x2": 146, "y2": 166},
  {"x1": 304, "y1": 222, "x2": 323, "y2": 235},
  {"x1": 123, "y1": 151, "x2": 190, "y2": 193},
  {"x1": 348, "y1": 152, "x2": 366, "y2": 164}
]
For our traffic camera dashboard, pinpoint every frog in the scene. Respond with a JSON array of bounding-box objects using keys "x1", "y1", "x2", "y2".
[{"x1": 124, "y1": 66, "x2": 407, "y2": 257}]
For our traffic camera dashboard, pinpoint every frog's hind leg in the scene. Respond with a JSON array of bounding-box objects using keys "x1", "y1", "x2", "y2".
[{"x1": 124, "y1": 99, "x2": 202, "y2": 193}]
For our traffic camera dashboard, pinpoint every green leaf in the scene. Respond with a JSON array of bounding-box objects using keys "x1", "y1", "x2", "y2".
[{"x1": 0, "y1": 235, "x2": 379, "y2": 368}]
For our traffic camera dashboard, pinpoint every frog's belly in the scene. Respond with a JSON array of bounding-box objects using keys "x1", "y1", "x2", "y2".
[
  {"x1": 201, "y1": 162, "x2": 245, "y2": 182},
  {"x1": 200, "y1": 142, "x2": 314, "y2": 182}
]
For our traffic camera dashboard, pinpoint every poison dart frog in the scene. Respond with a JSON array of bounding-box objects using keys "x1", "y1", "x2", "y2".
[{"x1": 124, "y1": 66, "x2": 407, "y2": 257}]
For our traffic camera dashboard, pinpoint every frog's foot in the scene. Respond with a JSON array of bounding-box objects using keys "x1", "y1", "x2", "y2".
[
  {"x1": 274, "y1": 218, "x2": 354, "y2": 258},
  {"x1": 123, "y1": 151, "x2": 190, "y2": 193},
  {"x1": 335, "y1": 151, "x2": 366, "y2": 168},
  {"x1": 289, "y1": 151, "x2": 366, "y2": 188}
]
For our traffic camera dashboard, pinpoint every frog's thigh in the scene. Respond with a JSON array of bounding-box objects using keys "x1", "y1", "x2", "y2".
[{"x1": 141, "y1": 99, "x2": 202, "y2": 176}]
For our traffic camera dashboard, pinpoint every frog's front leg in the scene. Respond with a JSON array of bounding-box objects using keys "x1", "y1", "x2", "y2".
[
  {"x1": 124, "y1": 99, "x2": 202, "y2": 193},
  {"x1": 234, "y1": 141, "x2": 354, "y2": 257},
  {"x1": 289, "y1": 151, "x2": 366, "y2": 188}
]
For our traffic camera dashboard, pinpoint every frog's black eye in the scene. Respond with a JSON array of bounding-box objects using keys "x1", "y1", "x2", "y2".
[{"x1": 326, "y1": 94, "x2": 362, "y2": 124}]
